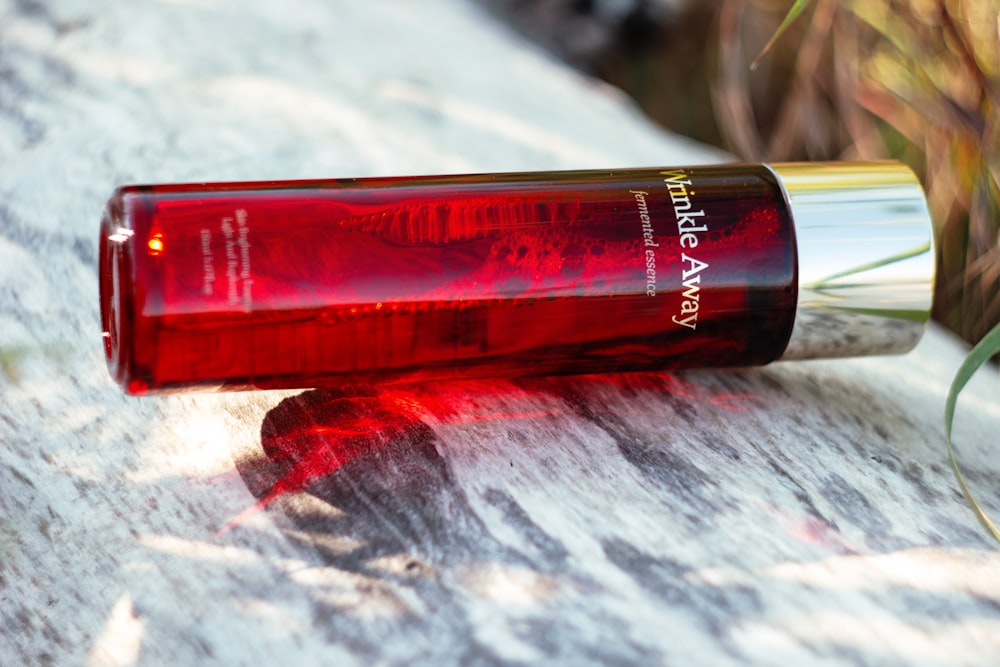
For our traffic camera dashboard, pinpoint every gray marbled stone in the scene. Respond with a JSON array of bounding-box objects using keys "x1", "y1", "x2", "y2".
[{"x1": 1, "y1": 0, "x2": 999, "y2": 665}]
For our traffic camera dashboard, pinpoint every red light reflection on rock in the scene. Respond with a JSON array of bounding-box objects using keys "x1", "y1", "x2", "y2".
[{"x1": 218, "y1": 373, "x2": 764, "y2": 536}]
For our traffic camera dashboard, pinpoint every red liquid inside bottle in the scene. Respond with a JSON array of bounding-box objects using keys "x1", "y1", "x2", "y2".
[{"x1": 100, "y1": 166, "x2": 798, "y2": 394}]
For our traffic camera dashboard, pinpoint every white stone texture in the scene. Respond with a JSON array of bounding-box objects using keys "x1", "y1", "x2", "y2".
[{"x1": 0, "y1": 0, "x2": 998, "y2": 665}]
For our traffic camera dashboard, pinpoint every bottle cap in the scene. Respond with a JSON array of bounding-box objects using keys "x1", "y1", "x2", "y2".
[{"x1": 769, "y1": 161, "x2": 936, "y2": 360}]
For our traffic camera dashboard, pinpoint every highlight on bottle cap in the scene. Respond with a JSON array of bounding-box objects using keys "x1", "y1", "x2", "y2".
[{"x1": 769, "y1": 161, "x2": 936, "y2": 361}]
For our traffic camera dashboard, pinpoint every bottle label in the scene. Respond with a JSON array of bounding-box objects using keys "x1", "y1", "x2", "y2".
[
  {"x1": 662, "y1": 168, "x2": 710, "y2": 330},
  {"x1": 198, "y1": 208, "x2": 253, "y2": 311}
]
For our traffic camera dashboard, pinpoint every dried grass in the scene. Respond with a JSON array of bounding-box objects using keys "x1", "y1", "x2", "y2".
[{"x1": 713, "y1": 0, "x2": 1000, "y2": 344}]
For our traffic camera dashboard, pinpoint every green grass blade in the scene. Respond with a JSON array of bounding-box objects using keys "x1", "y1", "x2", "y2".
[
  {"x1": 751, "y1": 0, "x2": 814, "y2": 71},
  {"x1": 810, "y1": 243, "x2": 931, "y2": 286},
  {"x1": 944, "y1": 321, "x2": 1000, "y2": 543}
]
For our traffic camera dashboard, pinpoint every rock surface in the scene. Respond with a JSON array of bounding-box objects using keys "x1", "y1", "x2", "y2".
[{"x1": 1, "y1": 0, "x2": 999, "y2": 665}]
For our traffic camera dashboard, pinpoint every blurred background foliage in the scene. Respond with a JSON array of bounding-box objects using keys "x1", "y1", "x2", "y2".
[{"x1": 481, "y1": 0, "x2": 999, "y2": 346}]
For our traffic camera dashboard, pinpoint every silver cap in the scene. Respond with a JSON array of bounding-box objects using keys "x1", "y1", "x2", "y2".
[{"x1": 769, "y1": 162, "x2": 936, "y2": 360}]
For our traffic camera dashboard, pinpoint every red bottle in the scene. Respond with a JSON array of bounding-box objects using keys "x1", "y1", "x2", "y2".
[{"x1": 99, "y1": 162, "x2": 934, "y2": 394}]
